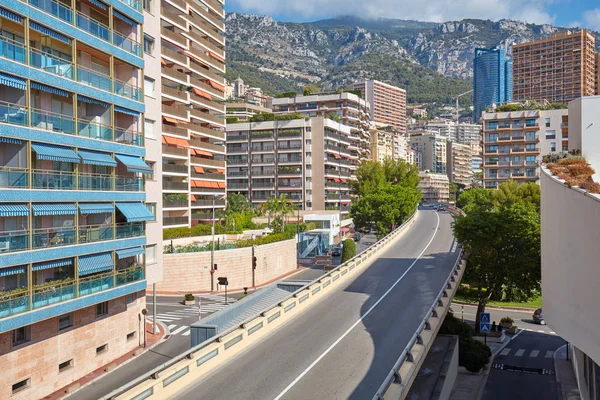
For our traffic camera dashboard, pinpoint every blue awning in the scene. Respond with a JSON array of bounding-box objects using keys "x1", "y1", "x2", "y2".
[
  {"x1": 115, "y1": 154, "x2": 153, "y2": 174},
  {"x1": 0, "y1": 137, "x2": 22, "y2": 145},
  {"x1": 0, "y1": 266, "x2": 26, "y2": 277},
  {"x1": 0, "y1": 7, "x2": 22, "y2": 23},
  {"x1": 114, "y1": 105, "x2": 140, "y2": 117},
  {"x1": 114, "y1": 10, "x2": 137, "y2": 27},
  {"x1": 31, "y1": 142, "x2": 80, "y2": 163},
  {"x1": 29, "y1": 21, "x2": 70, "y2": 44},
  {"x1": 32, "y1": 258, "x2": 72, "y2": 271},
  {"x1": 78, "y1": 203, "x2": 114, "y2": 214},
  {"x1": 78, "y1": 252, "x2": 113, "y2": 276},
  {"x1": 78, "y1": 149, "x2": 117, "y2": 167},
  {"x1": 0, "y1": 204, "x2": 29, "y2": 217},
  {"x1": 78, "y1": 95, "x2": 108, "y2": 108},
  {"x1": 89, "y1": 0, "x2": 107, "y2": 10},
  {"x1": 31, "y1": 203, "x2": 77, "y2": 216},
  {"x1": 0, "y1": 72, "x2": 26, "y2": 90},
  {"x1": 116, "y1": 246, "x2": 145, "y2": 258},
  {"x1": 115, "y1": 202, "x2": 155, "y2": 222},
  {"x1": 31, "y1": 82, "x2": 69, "y2": 97}
]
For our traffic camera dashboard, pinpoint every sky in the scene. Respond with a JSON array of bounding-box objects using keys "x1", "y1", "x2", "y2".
[{"x1": 225, "y1": 0, "x2": 600, "y2": 31}]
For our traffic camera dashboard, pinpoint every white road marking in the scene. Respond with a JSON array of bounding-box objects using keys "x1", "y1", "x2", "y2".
[
  {"x1": 182, "y1": 329, "x2": 191, "y2": 336},
  {"x1": 515, "y1": 349, "x2": 526, "y2": 356},
  {"x1": 153, "y1": 316, "x2": 178, "y2": 321},
  {"x1": 538, "y1": 330, "x2": 545, "y2": 333},
  {"x1": 525, "y1": 328, "x2": 533, "y2": 332},
  {"x1": 545, "y1": 351, "x2": 554, "y2": 358},
  {"x1": 550, "y1": 331, "x2": 556, "y2": 335},
  {"x1": 500, "y1": 348, "x2": 511, "y2": 356},
  {"x1": 167, "y1": 324, "x2": 177, "y2": 330},
  {"x1": 171, "y1": 326, "x2": 188, "y2": 335},
  {"x1": 272, "y1": 212, "x2": 444, "y2": 400},
  {"x1": 529, "y1": 350, "x2": 540, "y2": 357}
]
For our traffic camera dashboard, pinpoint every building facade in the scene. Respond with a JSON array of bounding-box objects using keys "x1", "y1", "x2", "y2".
[
  {"x1": 0, "y1": 1, "x2": 157, "y2": 398},
  {"x1": 418, "y1": 172, "x2": 449, "y2": 204},
  {"x1": 160, "y1": 0, "x2": 226, "y2": 228},
  {"x1": 226, "y1": 102, "x2": 272, "y2": 122},
  {"x1": 410, "y1": 133, "x2": 448, "y2": 174},
  {"x1": 371, "y1": 127, "x2": 394, "y2": 162},
  {"x1": 473, "y1": 47, "x2": 513, "y2": 122},
  {"x1": 226, "y1": 117, "x2": 357, "y2": 215},
  {"x1": 513, "y1": 30, "x2": 598, "y2": 104},
  {"x1": 353, "y1": 80, "x2": 406, "y2": 133},
  {"x1": 446, "y1": 142, "x2": 473, "y2": 187},
  {"x1": 272, "y1": 92, "x2": 371, "y2": 160}
]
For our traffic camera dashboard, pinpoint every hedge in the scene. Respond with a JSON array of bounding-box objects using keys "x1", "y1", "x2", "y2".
[
  {"x1": 439, "y1": 313, "x2": 490, "y2": 372},
  {"x1": 341, "y1": 239, "x2": 356, "y2": 263}
]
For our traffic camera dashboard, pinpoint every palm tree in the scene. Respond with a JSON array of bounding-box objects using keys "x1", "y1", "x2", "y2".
[
  {"x1": 277, "y1": 195, "x2": 296, "y2": 232},
  {"x1": 261, "y1": 197, "x2": 278, "y2": 228}
]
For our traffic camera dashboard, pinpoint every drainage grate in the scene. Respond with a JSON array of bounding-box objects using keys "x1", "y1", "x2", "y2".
[{"x1": 492, "y1": 364, "x2": 555, "y2": 375}]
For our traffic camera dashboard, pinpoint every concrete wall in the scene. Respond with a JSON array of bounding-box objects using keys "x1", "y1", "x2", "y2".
[
  {"x1": 155, "y1": 239, "x2": 298, "y2": 293},
  {"x1": 568, "y1": 96, "x2": 600, "y2": 182},
  {"x1": 0, "y1": 292, "x2": 146, "y2": 399},
  {"x1": 541, "y1": 169, "x2": 600, "y2": 367}
]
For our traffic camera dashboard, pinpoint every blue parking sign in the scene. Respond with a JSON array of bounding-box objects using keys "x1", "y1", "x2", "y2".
[{"x1": 480, "y1": 313, "x2": 491, "y2": 333}]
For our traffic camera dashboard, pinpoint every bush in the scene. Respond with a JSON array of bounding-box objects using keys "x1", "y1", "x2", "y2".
[
  {"x1": 439, "y1": 313, "x2": 474, "y2": 339},
  {"x1": 184, "y1": 293, "x2": 194, "y2": 301},
  {"x1": 341, "y1": 239, "x2": 356, "y2": 263},
  {"x1": 459, "y1": 337, "x2": 492, "y2": 372},
  {"x1": 500, "y1": 316, "x2": 514, "y2": 324},
  {"x1": 234, "y1": 231, "x2": 296, "y2": 248}
]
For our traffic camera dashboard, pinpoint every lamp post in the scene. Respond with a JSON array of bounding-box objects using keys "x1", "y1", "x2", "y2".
[{"x1": 210, "y1": 194, "x2": 216, "y2": 292}]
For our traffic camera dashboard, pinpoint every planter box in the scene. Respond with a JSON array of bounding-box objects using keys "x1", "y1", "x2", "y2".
[
  {"x1": 184, "y1": 300, "x2": 195, "y2": 306},
  {"x1": 500, "y1": 322, "x2": 512, "y2": 329}
]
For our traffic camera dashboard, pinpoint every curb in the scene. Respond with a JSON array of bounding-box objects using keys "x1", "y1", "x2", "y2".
[
  {"x1": 452, "y1": 300, "x2": 537, "y2": 313},
  {"x1": 474, "y1": 331, "x2": 513, "y2": 400}
]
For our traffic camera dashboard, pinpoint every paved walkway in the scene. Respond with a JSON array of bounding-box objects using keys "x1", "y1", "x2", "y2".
[{"x1": 554, "y1": 345, "x2": 582, "y2": 400}]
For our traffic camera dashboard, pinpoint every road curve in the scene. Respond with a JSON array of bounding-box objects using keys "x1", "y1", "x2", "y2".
[{"x1": 176, "y1": 209, "x2": 460, "y2": 400}]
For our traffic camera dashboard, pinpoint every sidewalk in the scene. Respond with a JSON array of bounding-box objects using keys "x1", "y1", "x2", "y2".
[
  {"x1": 554, "y1": 345, "x2": 581, "y2": 400},
  {"x1": 46, "y1": 320, "x2": 166, "y2": 400}
]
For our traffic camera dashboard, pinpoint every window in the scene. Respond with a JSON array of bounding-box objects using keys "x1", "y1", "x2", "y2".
[
  {"x1": 146, "y1": 203, "x2": 157, "y2": 220},
  {"x1": 96, "y1": 302, "x2": 108, "y2": 317},
  {"x1": 143, "y1": 36, "x2": 154, "y2": 55},
  {"x1": 146, "y1": 161, "x2": 156, "y2": 180},
  {"x1": 143, "y1": 0, "x2": 153, "y2": 12},
  {"x1": 12, "y1": 378, "x2": 30, "y2": 395},
  {"x1": 58, "y1": 359, "x2": 73, "y2": 373},
  {"x1": 96, "y1": 343, "x2": 108, "y2": 355},
  {"x1": 551, "y1": 142, "x2": 556, "y2": 152},
  {"x1": 12, "y1": 326, "x2": 30, "y2": 346},
  {"x1": 144, "y1": 77, "x2": 155, "y2": 97},
  {"x1": 545, "y1": 118, "x2": 551, "y2": 127},
  {"x1": 127, "y1": 331, "x2": 137, "y2": 341},
  {"x1": 546, "y1": 130, "x2": 556, "y2": 139},
  {"x1": 144, "y1": 119, "x2": 155, "y2": 139},
  {"x1": 146, "y1": 245, "x2": 156, "y2": 264},
  {"x1": 58, "y1": 314, "x2": 73, "y2": 331}
]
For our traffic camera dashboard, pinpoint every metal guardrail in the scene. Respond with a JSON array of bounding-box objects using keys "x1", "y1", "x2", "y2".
[{"x1": 101, "y1": 210, "x2": 418, "y2": 399}]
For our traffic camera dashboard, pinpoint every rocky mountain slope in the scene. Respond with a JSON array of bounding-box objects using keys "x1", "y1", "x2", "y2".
[{"x1": 225, "y1": 13, "x2": 600, "y2": 104}]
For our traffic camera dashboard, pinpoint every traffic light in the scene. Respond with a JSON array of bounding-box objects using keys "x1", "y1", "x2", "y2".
[{"x1": 252, "y1": 256, "x2": 257, "y2": 270}]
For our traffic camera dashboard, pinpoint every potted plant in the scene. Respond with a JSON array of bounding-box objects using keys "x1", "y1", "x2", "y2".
[
  {"x1": 500, "y1": 316, "x2": 514, "y2": 329},
  {"x1": 184, "y1": 293, "x2": 195, "y2": 306}
]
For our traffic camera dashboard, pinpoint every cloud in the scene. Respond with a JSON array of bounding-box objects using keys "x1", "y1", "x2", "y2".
[
  {"x1": 582, "y1": 9, "x2": 600, "y2": 31},
  {"x1": 227, "y1": 0, "x2": 555, "y2": 24}
]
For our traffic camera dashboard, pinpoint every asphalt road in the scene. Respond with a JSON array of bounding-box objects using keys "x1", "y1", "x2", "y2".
[
  {"x1": 483, "y1": 330, "x2": 564, "y2": 400},
  {"x1": 454, "y1": 303, "x2": 556, "y2": 335},
  {"x1": 177, "y1": 209, "x2": 461, "y2": 400}
]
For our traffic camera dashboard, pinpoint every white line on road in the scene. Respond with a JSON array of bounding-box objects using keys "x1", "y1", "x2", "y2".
[
  {"x1": 500, "y1": 348, "x2": 511, "y2": 356},
  {"x1": 529, "y1": 350, "x2": 540, "y2": 357},
  {"x1": 272, "y1": 212, "x2": 444, "y2": 400},
  {"x1": 538, "y1": 330, "x2": 545, "y2": 333},
  {"x1": 182, "y1": 329, "x2": 191, "y2": 336},
  {"x1": 515, "y1": 349, "x2": 525, "y2": 356},
  {"x1": 550, "y1": 332, "x2": 556, "y2": 335},
  {"x1": 167, "y1": 324, "x2": 177, "y2": 330},
  {"x1": 171, "y1": 326, "x2": 188, "y2": 335},
  {"x1": 545, "y1": 351, "x2": 554, "y2": 358}
]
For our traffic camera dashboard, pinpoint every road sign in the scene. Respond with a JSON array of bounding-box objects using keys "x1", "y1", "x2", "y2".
[
  {"x1": 480, "y1": 313, "x2": 490, "y2": 323},
  {"x1": 480, "y1": 322, "x2": 491, "y2": 333}
]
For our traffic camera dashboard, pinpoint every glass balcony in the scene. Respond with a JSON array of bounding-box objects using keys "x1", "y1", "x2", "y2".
[
  {"x1": 78, "y1": 224, "x2": 113, "y2": 244},
  {"x1": 76, "y1": 12, "x2": 110, "y2": 42},
  {"x1": 31, "y1": 109, "x2": 75, "y2": 135},
  {"x1": 115, "y1": 127, "x2": 144, "y2": 146},
  {"x1": 0, "y1": 292, "x2": 30, "y2": 318},
  {"x1": 0, "y1": 36, "x2": 26, "y2": 64},
  {"x1": 30, "y1": 48, "x2": 74, "y2": 79},
  {"x1": 0, "y1": 167, "x2": 28, "y2": 188},
  {"x1": 119, "y1": 0, "x2": 142, "y2": 12},
  {"x1": 0, "y1": 101, "x2": 28, "y2": 126},
  {"x1": 77, "y1": 65, "x2": 112, "y2": 92},
  {"x1": 78, "y1": 120, "x2": 113, "y2": 141},
  {"x1": 29, "y1": 0, "x2": 73, "y2": 23},
  {"x1": 113, "y1": 32, "x2": 142, "y2": 57},
  {"x1": 32, "y1": 226, "x2": 76, "y2": 249},
  {"x1": 116, "y1": 266, "x2": 144, "y2": 286},
  {"x1": 115, "y1": 177, "x2": 144, "y2": 192},
  {"x1": 79, "y1": 272, "x2": 113, "y2": 296},
  {"x1": 115, "y1": 222, "x2": 145, "y2": 239},
  {"x1": 79, "y1": 173, "x2": 112, "y2": 191},
  {"x1": 32, "y1": 279, "x2": 76, "y2": 309},
  {"x1": 114, "y1": 80, "x2": 142, "y2": 101},
  {"x1": 32, "y1": 169, "x2": 76, "y2": 190},
  {"x1": 0, "y1": 230, "x2": 29, "y2": 253}
]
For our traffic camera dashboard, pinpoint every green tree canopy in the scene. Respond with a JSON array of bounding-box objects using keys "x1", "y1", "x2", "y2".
[
  {"x1": 341, "y1": 239, "x2": 356, "y2": 263},
  {"x1": 303, "y1": 83, "x2": 321, "y2": 96},
  {"x1": 226, "y1": 193, "x2": 252, "y2": 215},
  {"x1": 456, "y1": 188, "x2": 494, "y2": 213}
]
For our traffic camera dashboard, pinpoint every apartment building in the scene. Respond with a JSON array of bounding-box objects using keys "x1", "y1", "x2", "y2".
[
  {"x1": 418, "y1": 172, "x2": 450, "y2": 204},
  {"x1": 513, "y1": 30, "x2": 598, "y2": 104},
  {"x1": 226, "y1": 102, "x2": 272, "y2": 122},
  {"x1": 446, "y1": 142, "x2": 473, "y2": 187},
  {"x1": 473, "y1": 47, "x2": 513, "y2": 122},
  {"x1": 409, "y1": 133, "x2": 448, "y2": 174},
  {"x1": 226, "y1": 117, "x2": 358, "y2": 215},
  {"x1": 423, "y1": 120, "x2": 482, "y2": 145},
  {"x1": 0, "y1": 1, "x2": 157, "y2": 398},
  {"x1": 481, "y1": 109, "x2": 567, "y2": 188},
  {"x1": 371, "y1": 127, "x2": 394, "y2": 162},
  {"x1": 353, "y1": 80, "x2": 406, "y2": 133},
  {"x1": 159, "y1": 0, "x2": 226, "y2": 228},
  {"x1": 272, "y1": 92, "x2": 371, "y2": 159}
]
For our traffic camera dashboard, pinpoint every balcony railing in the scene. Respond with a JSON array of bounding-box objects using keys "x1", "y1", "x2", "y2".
[
  {"x1": 116, "y1": 266, "x2": 144, "y2": 286},
  {"x1": 79, "y1": 272, "x2": 114, "y2": 296},
  {"x1": 29, "y1": 0, "x2": 73, "y2": 23},
  {"x1": 0, "y1": 100, "x2": 28, "y2": 126},
  {"x1": 164, "y1": 200, "x2": 188, "y2": 208},
  {"x1": 163, "y1": 124, "x2": 188, "y2": 137},
  {"x1": 29, "y1": 47, "x2": 75, "y2": 79},
  {"x1": 191, "y1": 157, "x2": 226, "y2": 167},
  {"x1": 77, "y1": 64, "x2": 112, "y2": 92},
  {"x1": 0, "y1": 167, "x2": 28, "y2": 188},
  {"x1": 278, "y1": 168, "x2": 302, "y2": 175},
  {"x1": 75, "y1": 12, "x2": 141, "y2": 57},
  {"x1": 0, "y1": 36, "x2": 26, "y2": 64},
  {"x1": 113, "y1": 32, "x2": 142, "y2": 57},
  {"x1": 163, "y1": 145, "x2": 189, "y2": 157},
  {"x1": 0, "y1": 291, "x2": 30, "y2": 318},
  {"x1": 115, "y1": 177, "x2": 145, "y2": 192},
  {"x1": 163, "y1": 181, "x2": 188, "y2": 190},
  {"x1": 227, "y1": 171, "x2": 248, "y2": 177},
  {"x1": 227, "y1": 134, "x2": 248, "y2": 142},
  {"x1": 115, "y1": 79, "x2": 143, "y2": 101},
  {"x1": 163, "y1": 163, "x2": 189, "y2": 174},
  {"x1": 191, "y1": 199, "x2": 226, "y2": 207},
  {"x1": 0, "y1": 230, "x2": 29, "y2": 253},
  {"x1": 163, "y1": 216, "x2": 189, "y2": 226},
  {"x1": 32, "y1": 279, "x2": 76, "y2": 309},
  {"x1": 115, "y1": 222, "x2": 145, "y2": 239},
  {"x1": 191, "y1": 187, "x2": 225, "y2": 194},
  {"x1": 78, "y1": 224, "x2": 113, "y2": 244},
  {"x1": 79, "y1": 173, "x2": 112, "y2": 191},
  {"x1": 119, "y1": 0, "x2": 142, "y2": 12},
  {"x1": 115, "y1": 127, "x2": 144, "y2": 146},
  {"x1": 32, "y1": 169, "x2": 76, "y2": 190},
  {"x1": 32, "y1": 226, "x2": 76, "y2": 249}
]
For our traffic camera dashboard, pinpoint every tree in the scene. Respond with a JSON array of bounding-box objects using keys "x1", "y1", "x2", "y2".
[
  {"x1": 226, "y1": 193, "x2": 251, "y2": 215},
  {"x1": 276, "y1": 195, "x2": 296, "y2": 232},
  {"x1": 303, "y1": 83, "x2": 320, "y2": 96},
  {"x1": 493, "y1": 180, "x2": 540, "y2": 212},
  {"x1": 456, "y1": 188, "x2": 494, "y2": 213},
  {"x1": 226, "y1": 116, "x2": 239, "y2": 124},
  {"x1": 260, "y1": 197, "x2": 278, "y2": 228},
  {"x1": 341, "y1": 239, "x2": 356, "y2": 263}
]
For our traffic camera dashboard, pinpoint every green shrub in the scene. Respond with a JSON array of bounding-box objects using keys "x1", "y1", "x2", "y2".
[
  {"x1": 341, "y1": 239, "x2": 356, "y2": 263},
  {"x1": 500, "y1": 316, "x2": 514, "y2": 324},
  {"x1": 438, "y1": 313, "x2": 474, "y2": 339},
  {"x1": 235, "y1": 231, "x2": 295, "y2": 248},
  {"x1": 184, "y1": 293, "x2": 195, "y2": 301},
  {"x1": 459, "y1": 337, "x2": 491, "y2": 372}
]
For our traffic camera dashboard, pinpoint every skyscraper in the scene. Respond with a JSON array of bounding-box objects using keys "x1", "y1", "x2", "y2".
[{"x1": 473, "y1": 48, "x2": 513, "y2": 122}]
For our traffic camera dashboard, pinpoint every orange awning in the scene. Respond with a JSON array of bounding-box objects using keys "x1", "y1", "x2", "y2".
[
  {"x1": 333, "y1": 178, "x2": 340, "y2": 183},
  {"x1": 191, "y1": 195, "x2": 197, "y2": 201},
  {"x1": 341, "y1": 179, "x2": 347, "y2": 183},
  {"x1": 209, "y1": 51, "x2": 225, "y2": 63},
  {"x1": 192, "y1": 87, "x2": 212, "y2": 100},
  {"x1": 208, "y1": 80, "x2": 225, "y2": 92},
  {"x1": 216, "y1": 168, "x2": 225, "y2": 174},
  {"x1": 161, "y1": 58, "x2": 166, "y2": 65},
  {"x1": 192, "y1": 180, "x2": 211, "y2": 188},
  {"x1": 163, "y1": 116, "x2": 179, "y2": 124},
  {"x1": 217, "y1": 182, "x2": 226, "y2": 189},
  {"x1": 194, "y1": 166, "x2": 205, "y2": 174},
  {"x1": 163, "y1": 136, "x2": 190, "y2": 148},
  {"x1": 334, "y1": 154, "x2": 341, "y2": 159},
  {"x1": 194, "y1": 149, "x2": 213, "y2": 157}
]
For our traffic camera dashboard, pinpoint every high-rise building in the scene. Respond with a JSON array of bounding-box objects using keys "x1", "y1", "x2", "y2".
[
  {"x1": 409, "y1": 133, "x2": 448, "y2": 174},
  {"x1": 418, "y1": 172, "x2": 450, "y2": 204},
  {"x1": 226, "y1": 117, "x2": 358, "y2": 215},
  {"x1": 272, "y1": 92, "x2": 371, "y2": 159},
  {"x1": 226, "y1": 103, "x2": 272, "y2": 122},
  {"x1": 473, "y1": 48, "x2": 513, "y2": 122},
  {"x1": 371, "y1": 128, "x2": 394, "y2": 162},
  {"x1": 513, "y1": 30, "x2": 598, "y2": 104},
  {"x1": 160, "y1": 0, "x2": 226, "y2": 228},
  {"x1": 481, "y1": 108, "x2": 567, "y2": 188},
  {"x1": 424, "y1": 120, "x2": 482, "y2": 144},
  {"x1": 446, "y1": 142, "x2": 473, "y2": 187},
  {"x1": 352, "y1": 80, "x2": 406, "y2": 133},
  {"x1": 0, "y1": 1, "x2": 159, "y2": 398}
]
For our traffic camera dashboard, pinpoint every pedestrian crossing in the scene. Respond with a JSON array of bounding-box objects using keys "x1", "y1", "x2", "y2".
[
  {"x1": 498, "y1": 348, "x2": 555, "y2": 358},
  {"x1": 523, "y1": 328, "x2": 557, "y2": 334},
  {"x1": 147, "y1": 307, "x2": 200, "y2": 324}
]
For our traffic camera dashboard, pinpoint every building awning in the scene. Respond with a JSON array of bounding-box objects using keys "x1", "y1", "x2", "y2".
[
  {"x1": 0, "y1": 137, "x2": 22, "y2": 145},
  {"x1": 193, "y1": 149, "x2": 212, "y2": 157},
  {"x1": 208, "y1": 52, "x2": 225, "y2": 63},
  {"x1": 113, "y1": 10, "x2": 137, "y2": 27},
  {"x1": 208, "y1": 80, "x2": 225, "y2": 91},
  {"x1": 190, "y1": 194, "x2": 197, "y2": 201},
  {"x1": 216, "y1": 168, "x2": 225, "y2": 174},
  {"x1": 163, "y1": 136, "x2": 190, "y2": 148},
  {"x1": 78, "y1": 95, "x2": 109, "y2": 108},
  {"x1": 30, "y1": 82, "x2": 69, "y2": 97},
  {"x1": 163, "y1": 116, "x2": 179, "y2": 124},
  {"x1": 88, "y1": 0, "x2": 107, "y2": 10},
  {"x1": 78, "y1": 149, "x2": 117, "y2": 167},
  {"x1": 341, "y1": 227, "x2": 350, "y2": 233},
  {"x1": 32, "y1": 142, "x2": 80, "y2": 163},
  {"x1": 0, "y1": 204, "x2": 29, "y2": 217},
  {"x1": 192, "y1": 87, "x2": 212, "y2": 100},
  {"x1": 217, "y1": 182, "x2": 225, "y2": 188},
  {"x1": 333, "y1": 154, "x2": 341, "y2": 159},
  {"x1": 193, "y1": 166, "x2": 205, "y2": 174},
  {"x1": 115, "y1": 154, "x2": 153, "y2": 174},
  {"x1": 333, "y1": 178, "x2": 340, "y2": 183},
  {"x1": 192, "y1": 180, "x2": 221, "y2": 188},
  {"x1": 32, "y1": 203, "x2": 77, "y2": 216},
  {"x1": 78, "y1": 252, "x2": 113, "y2": 276},
  {"x1": 32, "y1": 258, "x2": 72, "y2": 271},
  {"x1": 78, "y1": 203, "x2": 114, "y2": 214},
  {"x1": 114, "y1": 105, "x2": 140, "y2": 117},
  {"x1": 0, "y1": 7, "x2": 22, "y2": 23},
  {"x1": 29, "y1": 21, "x2": 70, "y2": 43},
  {"x1": 115, "y1": 202, "x2": 155, "y2": 222},
  {"x1": 0, "y1": 266, "x2": 26, "y2": 277},
  {"x1": 116, "y1": 246, "x2": 145, "y2": 259},
  {"x1": 161, "y1": 57, "x2": 167, "y2": 66},
  {"x1": 341, "y1": 179, "x2": 347, "y2": 183},
  {"x1": 0, "y1": 72, "x2": 26, "y2": 90},
  {"x1": 341, "y1": 201, "x2": 351, "y2": 205}
]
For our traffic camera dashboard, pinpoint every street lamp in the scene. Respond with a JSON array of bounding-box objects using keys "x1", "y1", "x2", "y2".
[{"x1": 210, "y1": 194, "x2": 222, "y2": 292}]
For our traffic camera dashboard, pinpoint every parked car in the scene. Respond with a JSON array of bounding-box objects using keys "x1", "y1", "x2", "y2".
[
  {"x1": 533, "y1": 308, "x2": 545, "y2": 325},
  {"x1": 437, "y1": 206, "x2": 446, "y2": 211},
  {"x1": 353, "y1": 233, "x2": 362, "y2": 242},
  {"x1": 331, "y1": 247, "x2": 342, "y2": 256}
]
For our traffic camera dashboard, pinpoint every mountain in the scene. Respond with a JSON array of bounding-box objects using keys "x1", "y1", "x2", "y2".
[{"x1": 224, "y1": 13, "x2": 600, "y2": 105}]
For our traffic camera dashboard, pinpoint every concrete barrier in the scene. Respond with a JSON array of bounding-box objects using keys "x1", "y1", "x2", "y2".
[{"x1": 102, "y1": 211, "x2": 419, "y2": 400}]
